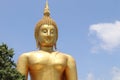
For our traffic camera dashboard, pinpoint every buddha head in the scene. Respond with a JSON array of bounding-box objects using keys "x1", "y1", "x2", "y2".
[{"x1": 34, "y1": 1, "x2": 58, "y2": 50}]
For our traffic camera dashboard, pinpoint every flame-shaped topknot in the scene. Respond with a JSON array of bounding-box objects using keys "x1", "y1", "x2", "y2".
[{"x1": 44, "y1": 0, "x2": 50, "y2": 16}]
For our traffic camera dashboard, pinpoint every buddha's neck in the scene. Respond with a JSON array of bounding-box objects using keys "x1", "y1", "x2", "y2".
[{"x1": 40, "y1": 46, "x2": 54, "y2": 53}]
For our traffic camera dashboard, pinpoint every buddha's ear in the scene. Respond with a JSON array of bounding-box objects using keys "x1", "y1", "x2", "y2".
[
  {"x1": 36, "y1": 40, "x2": 40, "y2": 49},
  {"x1": 54, "y1": 43, "x2": 57, "y2": 50}
]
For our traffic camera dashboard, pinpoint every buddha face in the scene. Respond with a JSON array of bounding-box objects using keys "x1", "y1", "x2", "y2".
[{"x1": 38, "y1": 24, "x2": 57, "y2": 47}]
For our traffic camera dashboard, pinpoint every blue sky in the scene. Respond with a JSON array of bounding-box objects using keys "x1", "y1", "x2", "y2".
[{"x1": 0, "y1": 0, "x2": 120, "y2": 80}]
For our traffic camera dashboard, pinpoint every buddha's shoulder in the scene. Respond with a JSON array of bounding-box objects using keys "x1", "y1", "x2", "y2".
[
  {"x1": 57, "y1": 51, "x2": 75, "y2": 60},
  {"x1": 19, "y1": 51, "x2": 39, "y2": 57}
]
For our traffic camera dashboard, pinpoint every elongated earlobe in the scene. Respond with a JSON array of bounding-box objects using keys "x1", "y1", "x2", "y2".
[{"x1": 54, "y1": 44, "x2": 57, "y2": 50}]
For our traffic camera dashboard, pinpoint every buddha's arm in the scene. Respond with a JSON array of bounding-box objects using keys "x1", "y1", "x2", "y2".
[
  {"x1": 65, "y1": 55, "x2": 78, "y2": 80},
  {"x1": 17, "y1": 53, "x2": 28, "y2": 80}
]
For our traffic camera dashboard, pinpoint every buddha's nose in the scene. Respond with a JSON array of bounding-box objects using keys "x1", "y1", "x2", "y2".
[
  {"x1": 47, "y1": 30, "x2": 51, "y2": 36},
  {"x1": 46, "y1": 31, "x2": 51, "y2": 39}
]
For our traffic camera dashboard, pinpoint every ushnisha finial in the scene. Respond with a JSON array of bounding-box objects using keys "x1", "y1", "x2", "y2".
[{"x1": 44, "y1": 0, "x2": 50, "y2": 16}]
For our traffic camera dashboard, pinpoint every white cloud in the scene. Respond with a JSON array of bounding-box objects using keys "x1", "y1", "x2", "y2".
[
  {"x1": 87, "y1": 72, "x2": 94, "y2": 80},
  {"x1": 86, "y1": 72, "x2": 105, "y2": 80},
  {"x1": 83, "y1": 67, "x2": 120, "y2": 80},
  {"x1": 112, "y1": 66, "x2": 120, "y2": 80},
  {"x1": 89, "y1": 21, "x2": 120, "y2": 52}
]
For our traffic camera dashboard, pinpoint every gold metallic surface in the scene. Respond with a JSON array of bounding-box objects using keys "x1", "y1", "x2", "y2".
[{"x1": 17, "y1": 1, "x2": 78, "y2": 80}]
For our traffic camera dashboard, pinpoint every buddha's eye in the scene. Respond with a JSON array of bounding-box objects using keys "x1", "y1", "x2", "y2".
[
  {"x1": 42, "y1": 29, "x2": 47, "y2": 33},
  {"x1": 51, "y1": 29, "x2": 54, "y2": 34}
]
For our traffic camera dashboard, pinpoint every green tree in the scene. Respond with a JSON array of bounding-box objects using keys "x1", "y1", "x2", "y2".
[{"x1": 0, "y1": 43, "x2": 25, "y2": 80}]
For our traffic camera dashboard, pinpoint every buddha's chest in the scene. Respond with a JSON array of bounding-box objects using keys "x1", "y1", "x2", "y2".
[{"x1": 28, "y1": 53, "x2": 67, "y2": 71}]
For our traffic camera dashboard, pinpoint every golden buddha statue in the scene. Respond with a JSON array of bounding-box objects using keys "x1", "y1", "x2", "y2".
[{"x1": 17, "y1": 1, "x2": 78, "y2": 80}]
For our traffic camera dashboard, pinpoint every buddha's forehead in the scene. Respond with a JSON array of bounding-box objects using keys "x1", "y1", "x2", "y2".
[{"x1": 40, "y1": 24, "x2": 56, "y2": 29}]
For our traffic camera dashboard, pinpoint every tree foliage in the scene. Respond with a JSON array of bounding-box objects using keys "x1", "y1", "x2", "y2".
[{"x1": 0, "y1": 43, "x2": 25, "y2": 80}]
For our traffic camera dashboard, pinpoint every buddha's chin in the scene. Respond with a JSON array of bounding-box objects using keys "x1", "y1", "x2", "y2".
[{"x1": 40, "y1": 43, "x2": 54, "y2": 47}]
